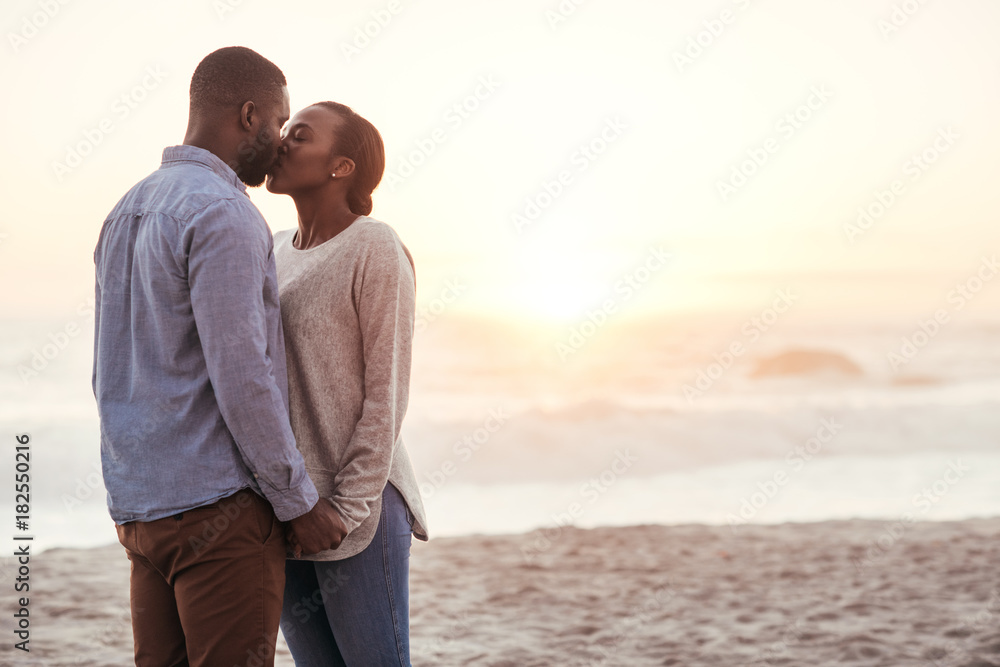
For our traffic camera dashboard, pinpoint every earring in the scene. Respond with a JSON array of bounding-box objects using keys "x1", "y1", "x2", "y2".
[{"x1": 331, "y1": 173, "x2": 337, "y2": 179}]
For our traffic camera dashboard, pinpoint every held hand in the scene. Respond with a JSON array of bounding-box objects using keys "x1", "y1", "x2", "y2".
[{"x1": 287, "y1": 499, "x2": 347, "y2": 557}]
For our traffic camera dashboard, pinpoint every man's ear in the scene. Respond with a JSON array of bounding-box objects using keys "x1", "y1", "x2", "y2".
[{"x1": 239, "y1": 101, "x2": 256, "y2": 131}]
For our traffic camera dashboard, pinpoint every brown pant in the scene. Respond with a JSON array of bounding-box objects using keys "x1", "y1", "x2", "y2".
[{"x1": 115, "y1": 489, "x2": 286, "y2": 667}]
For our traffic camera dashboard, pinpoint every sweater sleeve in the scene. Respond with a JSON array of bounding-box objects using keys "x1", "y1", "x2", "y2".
[{"x1": 327, "y1": 228, "x2": 415, "y2": 535}]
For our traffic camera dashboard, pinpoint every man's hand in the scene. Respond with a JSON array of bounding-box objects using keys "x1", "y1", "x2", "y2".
[{"x1": 286, "y1": 499, "x2": 347, "y2": 557}]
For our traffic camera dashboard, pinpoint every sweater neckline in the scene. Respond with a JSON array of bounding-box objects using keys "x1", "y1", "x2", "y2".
[{"x1": 283, "y1": 215, "x2": 369, "y2": 253}]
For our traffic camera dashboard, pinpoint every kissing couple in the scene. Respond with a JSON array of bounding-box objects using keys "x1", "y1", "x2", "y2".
[{"x1": 92, "y1": 46, "x2": 428, "y2": 666}]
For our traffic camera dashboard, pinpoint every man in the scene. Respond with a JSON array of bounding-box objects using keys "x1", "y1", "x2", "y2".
[{"x1": 92, "y1": 46, "x2": 345, "y2": 666}]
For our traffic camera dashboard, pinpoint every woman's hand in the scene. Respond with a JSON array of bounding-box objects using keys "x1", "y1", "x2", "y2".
[{"x1": 286, "y1": 498, "x2": 348, "y2": 557}]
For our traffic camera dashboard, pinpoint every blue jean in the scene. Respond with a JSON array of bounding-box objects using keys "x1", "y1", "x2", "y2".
[{"x1": 280, "y1": 483, "x2": 414, "y2": 666}]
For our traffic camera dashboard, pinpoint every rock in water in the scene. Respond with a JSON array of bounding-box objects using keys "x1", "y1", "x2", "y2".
[{"x1": 751, "y1": 349, "x2": 863, "y2": 378}]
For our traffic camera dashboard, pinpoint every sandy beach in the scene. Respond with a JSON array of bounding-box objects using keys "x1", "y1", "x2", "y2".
[{"x1": 2, "y1": 518, "x2": 998, "y2": 666}]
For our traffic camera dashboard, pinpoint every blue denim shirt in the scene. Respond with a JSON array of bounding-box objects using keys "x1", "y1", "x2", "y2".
[{"x1": 92, "y1": 145, "x2": 318, "y2": 524}]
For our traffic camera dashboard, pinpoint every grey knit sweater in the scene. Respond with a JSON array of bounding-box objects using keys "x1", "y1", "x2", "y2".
[{"x1": 274, "y1": 216, "x2": 428, "y2": 560}]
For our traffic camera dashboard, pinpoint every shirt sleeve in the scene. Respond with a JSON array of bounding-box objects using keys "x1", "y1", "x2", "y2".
[
  {"x1": 328, "y1": 229, "x2": 415, "y2": 535},
  {"x1": 91, "y1": 240, "x2": 102, "y2": 400},
  {"x1": 185, "y1": 199, "x2": 318, "y2": 521}
]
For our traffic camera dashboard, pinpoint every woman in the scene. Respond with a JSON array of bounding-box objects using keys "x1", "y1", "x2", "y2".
[{"x1": 265, "y1": 101, "x2": 428, "y2": 666}]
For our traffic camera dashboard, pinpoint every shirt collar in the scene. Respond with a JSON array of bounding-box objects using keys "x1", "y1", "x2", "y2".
[{"x1": 160, "y1": 145, "x2": 249, "y2": 194}]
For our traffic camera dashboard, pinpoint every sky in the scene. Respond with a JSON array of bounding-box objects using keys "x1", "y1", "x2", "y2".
[{"x1": 2, "y1": 0, "x2": 1000, "y2": 325}]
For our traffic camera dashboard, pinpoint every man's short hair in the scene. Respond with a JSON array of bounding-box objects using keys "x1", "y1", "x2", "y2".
[{"x1": 189, "y1": 46, "x2": 286, "y2": 114}]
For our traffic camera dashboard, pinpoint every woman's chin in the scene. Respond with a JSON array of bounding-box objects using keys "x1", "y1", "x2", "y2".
[{"x1": 265, "y1": 175, "x2": 284, "y2": 194}]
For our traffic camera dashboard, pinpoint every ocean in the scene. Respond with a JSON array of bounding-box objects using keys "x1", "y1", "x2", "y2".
[{"x1": 2, "y1": 311, "x2": 998, "y2": 553}]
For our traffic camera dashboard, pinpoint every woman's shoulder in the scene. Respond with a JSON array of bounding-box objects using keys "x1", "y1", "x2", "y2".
[
  {"x1": 353, "y1": 216, "x2": 403, "y2": 244},
  {"x1": 272, "y1": 227, "x2": 296, "y2": 249},
  {"x1": 353, "y1": 217, "x2": 415, "y2": 278},
  {"x1": 353, "y1": 217, "x2": 410, "y2": 255}
]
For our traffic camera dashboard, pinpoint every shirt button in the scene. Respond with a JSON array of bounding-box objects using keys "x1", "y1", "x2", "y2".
[{"x1": 253, "y1": 473, "x2": 259, "y2": 479}]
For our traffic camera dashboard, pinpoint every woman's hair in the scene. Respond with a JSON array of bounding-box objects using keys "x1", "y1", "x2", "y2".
[{"x1": 312, "y1": 101, "x2": 385, "y2": 216}]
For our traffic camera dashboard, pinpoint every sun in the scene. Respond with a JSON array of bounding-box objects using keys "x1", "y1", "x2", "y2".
[{"x1": 503, "y1": 242, "x2": 620, "y2": 324}]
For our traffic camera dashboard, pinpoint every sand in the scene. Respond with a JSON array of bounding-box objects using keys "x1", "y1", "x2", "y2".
[{"x1": 1, "y1": 518, "x2": 998, "y2": 666}]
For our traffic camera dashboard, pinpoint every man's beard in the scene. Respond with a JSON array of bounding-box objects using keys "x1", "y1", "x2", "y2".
[{"x1": 231, "y1": 131, "x2": 278, "y2": 187}]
